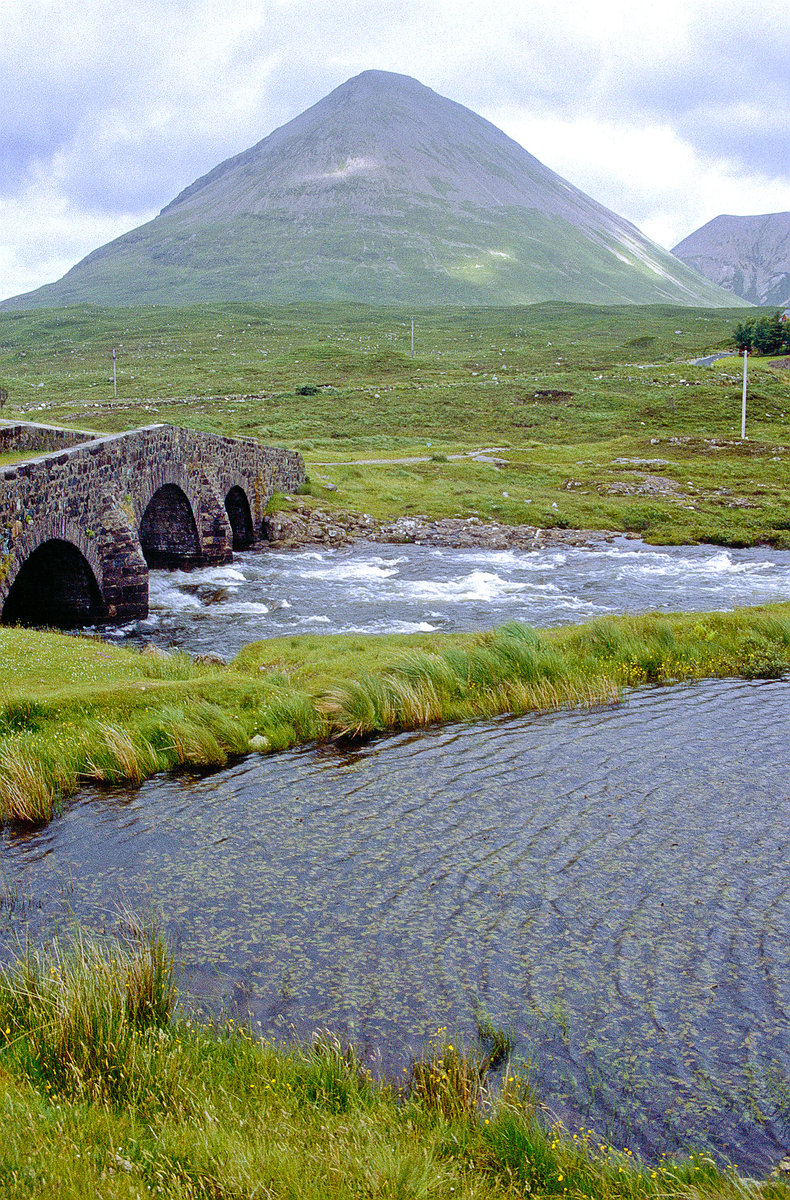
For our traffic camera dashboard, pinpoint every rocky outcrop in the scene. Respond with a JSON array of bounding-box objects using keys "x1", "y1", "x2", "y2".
[
  {"x1": 264, "y1": 506, "x2": 379, "y2": 546},
  {"x1": 672, "y1": 212, "x2": 790, "y2": 306},
  {"x1": 264, "y1": 502, "x2": 634, "y2": 551}
]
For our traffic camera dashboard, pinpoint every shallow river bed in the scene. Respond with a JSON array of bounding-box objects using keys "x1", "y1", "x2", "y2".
[{"x1": 3, "y1": 677, "x2": 789, "y2": 1171}]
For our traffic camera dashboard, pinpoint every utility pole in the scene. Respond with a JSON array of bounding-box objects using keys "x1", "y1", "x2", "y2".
[
  {"x1": 741, "y1": 348, "x2": 748, "y2": 439},
  {"x1": 112, "y1": 348, "x2": 117, "y2": 398},
  {"x1": 410, "y1": 317, "x2": 414, "y2": 358}
]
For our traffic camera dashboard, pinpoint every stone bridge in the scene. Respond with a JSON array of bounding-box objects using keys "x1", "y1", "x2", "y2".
[{"x1": 0, "y1": 422, "x2": 304, "y2": 628}]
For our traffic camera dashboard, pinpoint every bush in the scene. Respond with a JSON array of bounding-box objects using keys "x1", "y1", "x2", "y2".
[{"x1": 733, "y1": 312, "x2": 789, "y2": 355}]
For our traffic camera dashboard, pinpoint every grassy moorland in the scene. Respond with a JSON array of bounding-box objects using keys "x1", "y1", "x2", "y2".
[
  {"x1": 0, "y1": 924, "x2": 786, "y2": 1199},
  {"x1": 1, "y1": 606, "x2": 789, "y2": 824},
  {"x1": 1, "y1": 301, "x2": 790, "y2": 546}
]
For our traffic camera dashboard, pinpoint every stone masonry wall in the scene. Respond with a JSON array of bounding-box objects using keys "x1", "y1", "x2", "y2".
[
  {"x1": 0, "y1": 421, "x2": 96, "y2": 455},
  {"x1": 0, "y1": 422, "x2": 305, "y2": 625}
]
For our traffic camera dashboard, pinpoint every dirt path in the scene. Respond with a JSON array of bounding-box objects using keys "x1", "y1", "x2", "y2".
[{"x1": 311, "y1": 447, "x2": 510, "y2": 467}]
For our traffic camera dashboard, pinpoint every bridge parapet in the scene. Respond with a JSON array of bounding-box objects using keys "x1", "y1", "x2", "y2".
[
  {"x1": 0, "y1": 420, "x2": 97, "y2": 456},
  {"x1": 0, "y1": 422, "x2": 304, "y2": 628}
]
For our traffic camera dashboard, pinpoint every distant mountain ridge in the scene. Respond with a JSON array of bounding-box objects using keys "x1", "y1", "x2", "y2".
[
  {"x1": 672, "y1": 213, "x2": 790, "y2": 306},
  {"x1": 3, "y1": 70, "x2": 741, "y2": 310}
]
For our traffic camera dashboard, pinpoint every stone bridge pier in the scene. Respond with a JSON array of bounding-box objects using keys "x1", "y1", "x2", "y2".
[{"x1": 0, "y1": 422, "x2": 305, "y2": 629}]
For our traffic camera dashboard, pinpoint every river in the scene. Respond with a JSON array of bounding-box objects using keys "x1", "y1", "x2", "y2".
[
  {"x1": 3, "y1": 537, "x2": 790, "y2": 1171},
  {"x1": 104, "y1": 536, "x2": 790, "y2": 657}
]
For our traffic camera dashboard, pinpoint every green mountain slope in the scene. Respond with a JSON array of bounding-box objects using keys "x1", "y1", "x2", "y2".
[{"x1": 3, "y1": 71, "x2": 742, "y2": 310}]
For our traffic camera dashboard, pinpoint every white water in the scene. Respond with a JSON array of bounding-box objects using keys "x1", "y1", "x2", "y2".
[{"x1": 106, "y1": 536, "x2": 790, "y2": 657}]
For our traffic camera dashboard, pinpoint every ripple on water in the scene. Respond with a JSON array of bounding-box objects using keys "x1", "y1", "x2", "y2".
[{"x1": 2, "y1": 677, "x2": 790, "y2": 1171}]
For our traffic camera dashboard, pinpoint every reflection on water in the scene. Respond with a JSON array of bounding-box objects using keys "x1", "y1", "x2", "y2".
[
  {"x1": 101, "y1": 537, "x2": 790, "y2": 657},
  {"x1": 2, "y1": 678, "x2": 789, "y2": 1171}
]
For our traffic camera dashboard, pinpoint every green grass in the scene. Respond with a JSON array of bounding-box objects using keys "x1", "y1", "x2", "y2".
[
  {"x1": 2, "y1": 300, "x2": 789, "y2": 545},
  {"x1": 1, "y1": 606, "x2": 788, "y2": 824},
  {"x1": 0, "y1": 450, "x2": 46, "y2": 467},
  {"x1": 0, "y1": 925, "x2": 787, "y2": 1198}
]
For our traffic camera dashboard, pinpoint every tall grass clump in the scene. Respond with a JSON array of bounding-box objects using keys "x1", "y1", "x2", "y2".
[
  {"x1": 83, "y1": 721, "x2": 162, "y2": 785},
  {"x1": 319, "y1": 624, "x2": 579, "y2": 738},
  {"x1": 318, "y1": 673, "x2": 397, "y2": 737},
  {"x1": 408, "y1": 1021, "x2": 522, "y2": 1123},
  {"x1": 0, "y1": 742, "x2": 57, "y2": 823},
  {"x1": 409, "y1": 1032, "x2": 488, "y2": 1121},
  {"x1": 0, "y1": 920, "x2": 177, "y2": 1105},
  {"x1": 295, "y1": 1031, "x2": 375, "y2": 1114},
  {"x1": 256, "y1": 688, "x2": 325, "y2": 749},
  {"x1": 136, "y1": 698, "x2": 250, "y2": 770}
]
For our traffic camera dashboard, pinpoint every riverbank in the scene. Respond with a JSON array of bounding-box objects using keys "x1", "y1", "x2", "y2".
[
  {"x1": 0, "y1": 925, "x2": 787, "y2": 1198},
  {"x1": 264, "y1": 500, "x2": 641, "y2": 551},
  {"x1": 1, "y1": 605, "x2": 789, "y2": 824}
]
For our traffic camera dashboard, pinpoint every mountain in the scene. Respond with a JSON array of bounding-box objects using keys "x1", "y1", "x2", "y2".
[
  {"x1": 672, "y1": 213, "x2": 790, "y2": 306},
  {"x1": 3, "y1": 71, "x2": 742, "y2": 310}
]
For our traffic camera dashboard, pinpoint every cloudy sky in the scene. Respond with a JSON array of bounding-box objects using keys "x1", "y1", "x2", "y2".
[{"x1": 1, "y1": 0, "x2": 788, "y2": 302}]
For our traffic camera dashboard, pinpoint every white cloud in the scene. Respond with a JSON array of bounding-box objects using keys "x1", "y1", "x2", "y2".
[
  {"x1": 487, "y1": 112, "x2": 790, "y2": 249},
  {"x1": 0, "y1": 182, "x2": 155, "y2": 301}
]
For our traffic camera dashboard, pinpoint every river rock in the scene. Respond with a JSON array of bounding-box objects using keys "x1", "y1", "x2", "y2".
[
  {"x1": 772, "y1": 1153, "x2": 790, "y2": 1178},
  {"x1": 262, "y1": 503, "x2": 634, "y2": 552},
  {"x1": 264, "y1": 506, "x2": 378, "y2": 546}
]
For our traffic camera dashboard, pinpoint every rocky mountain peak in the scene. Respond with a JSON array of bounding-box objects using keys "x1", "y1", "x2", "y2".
[{"x1": 672, "y1": 212, "x2": 790, "y2": 306}]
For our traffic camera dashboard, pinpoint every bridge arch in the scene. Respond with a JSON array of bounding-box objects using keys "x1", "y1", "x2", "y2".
[
  {"x1": 1, "y1": 516, "x2": 104, "y2": 604},
  {"x1": 135, "y1": 465, "x2": 232, "y2": 567},
  {"x1": 0, "y1": 421, "x2": 304, "y2": 628},
  {"x1": 2, "y1": 537, "x2": 105, "y2": 628},
  {"x1": 224, "y1": 485, "x2": 255, "y2": 549},
  {"x1": 139, "y1": 483, "x2": 202, "y2": 568}
]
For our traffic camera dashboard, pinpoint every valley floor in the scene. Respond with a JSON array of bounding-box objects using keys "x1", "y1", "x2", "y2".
[{"x1": 2, "y1": 302, "x2": 789, "y2": 549}]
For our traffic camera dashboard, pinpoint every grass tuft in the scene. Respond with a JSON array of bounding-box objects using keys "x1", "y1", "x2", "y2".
[
  {"x1": 84, "y1": 722, "x2": 161, "y2": 784},
  {"x1": 409, "y1": 1031, "x2": 487, "y2": 1121},
  {"x1": 0, "y1": 743, "x2": 56, "y2": 823},
  {"x1": 0, "y1": 921, "x2": 176, "y2": 1105}
]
